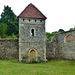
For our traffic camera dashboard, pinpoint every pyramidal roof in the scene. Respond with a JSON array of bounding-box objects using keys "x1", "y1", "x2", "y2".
[{"x1": 18, "y1": 3, "x2": 47, "y2": 19}]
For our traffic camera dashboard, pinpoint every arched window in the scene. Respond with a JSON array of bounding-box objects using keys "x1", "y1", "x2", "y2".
[
  {"x1": 23, "y1": 19, "x2": 25, "y2": 21},
  {"x1": 29, "y1": 19, "x2": 31, "y2": 21},
  {"x1": 66, "y1": 35, "x2": 75, "y2": 42},
  {"x1": 40, "y1": 20, "x2": 42, "y2": 22},
  {"x1": 35, "y1": 20, "x2": 36, "y2": 22},
  {"x1": 31, "y1": 29, "x2": 34, "y2": 36}
]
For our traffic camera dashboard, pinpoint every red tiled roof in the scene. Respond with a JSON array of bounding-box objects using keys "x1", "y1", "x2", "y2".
[{"x1": 18, "y1": 3, "x2": 47, "y2": 19}]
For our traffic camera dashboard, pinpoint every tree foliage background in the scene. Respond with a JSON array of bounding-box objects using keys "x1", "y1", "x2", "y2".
[
  {"x1": 0, "y1": 23, "x2": 7, "y2": 37},
  {"x1": 46, "y1": 28, "x2": 75, "y2": 41},
  {"x1": 0, "y1": 5, "x2": 75, "y2": 39},
  {"x1": 0, "y1": 5, "x2": 18, "y2": 38}
]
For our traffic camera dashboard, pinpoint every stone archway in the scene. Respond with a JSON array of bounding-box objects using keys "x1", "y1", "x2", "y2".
[
  {"x1": 64, "y1": 34, "x2": 75, "y2": 42},
  {"x1": 30, "y1": 50, "x2": 36, "y2": 62},
  {"x1": 28, "y1": 49, "x2": 37, "y2": 62}
]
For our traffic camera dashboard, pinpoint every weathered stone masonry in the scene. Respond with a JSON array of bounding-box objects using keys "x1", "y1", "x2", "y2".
[
  {"x1": 19, "y1": 3, "x2": 47, "y2": 62},
  {"x1": 0, "y1": 30, "x2": 75, "y2": 61},
  {"x1": 0, "y1": 39, "x2": 19, "y2": 59},
  {"x1": 19, "y1": 18, "x2": 46, "y2": 62},
  {"x1": 46, "y1": 30, "x2": 75, "y2": 60},
  {"x1": 0, "y1": 3, "x2": 75, "y2": 62}
]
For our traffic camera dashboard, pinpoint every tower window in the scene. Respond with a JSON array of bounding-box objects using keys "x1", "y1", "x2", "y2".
[
  {"x1": 23, "y1": 19, "x2": 25, "y2": 21},
  {"x1": 35, "y1": 20, "x2": 36, "y2": 22},
  {"x1": 29, "y1": 19, "x2": 31, "y2": 21},
  {"x1": 31, "y1": 29, "x2": 34, "y2": 36},
  {"x1": 40, "y1": 20, "x2": 42, "y2": 22}
]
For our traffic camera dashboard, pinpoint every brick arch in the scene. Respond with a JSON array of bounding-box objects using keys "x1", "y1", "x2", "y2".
[
  {"x1": 66, "y1": 35, "x2": 75, "y2": 42},
  {"x1": 28, "y1": 48, "x2": 38, "y2": 62}
]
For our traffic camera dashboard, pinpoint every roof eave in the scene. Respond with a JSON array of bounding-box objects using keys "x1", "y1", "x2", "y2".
[{"x1": 18, "y1": 16, "x2": 47, "y2": 19}]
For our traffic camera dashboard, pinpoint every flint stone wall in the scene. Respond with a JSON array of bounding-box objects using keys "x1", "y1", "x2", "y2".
[
  {"x1": 19, "y1": 18, "x2": 46, "y2": 62},
  {"x1": 0, "y1": 39, "x2": 19, "y2": 59},
  {"x1": 46, "y1": 40, "x2": 55, "y2": 60},
  {"x1": 46, "y1": 30, "x2": 75, "y2": 60}
]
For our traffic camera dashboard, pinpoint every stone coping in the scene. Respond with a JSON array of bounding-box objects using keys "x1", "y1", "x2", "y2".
[
  {"x1": 54, "y1": 30, "x2": 75, "y2": 36},
  {"x1": 59, "y1": 30, "x2": 75, "y2": 34}
]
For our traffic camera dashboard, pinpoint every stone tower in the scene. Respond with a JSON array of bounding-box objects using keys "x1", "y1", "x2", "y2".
[{"x1": 18, "y1": 3, "x2": 47, "y2": 62}]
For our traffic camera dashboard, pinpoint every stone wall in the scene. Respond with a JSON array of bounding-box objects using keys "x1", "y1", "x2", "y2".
[
  {"x1": 46, "y1": 40, "x2": 55, "y2": 60},
  {"x1": 0, "y1": 30, "x2": 75, "y2": 61},
  {"x1": 0, "y1": 39, "x2": 19, "y2": 59},
  {"x1": 55, "y1": 30, "x2": 75, "y2": 60},
  {"x1": 46, "y1": 30, "x2": 75, "y2": 60}
]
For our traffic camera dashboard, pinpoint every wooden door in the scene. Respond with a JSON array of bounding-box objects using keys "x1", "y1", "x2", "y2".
[{"x1": 30, "y1": 50, "x2": 36, "y2": 62}]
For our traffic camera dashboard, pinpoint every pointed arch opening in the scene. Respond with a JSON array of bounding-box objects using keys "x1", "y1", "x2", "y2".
[
  {"x1": 28, "y1": 49, "x2": 37, "y2": 62},
  {"x1": 65, "y1": 34, "x2": 75, "y2": 42}
]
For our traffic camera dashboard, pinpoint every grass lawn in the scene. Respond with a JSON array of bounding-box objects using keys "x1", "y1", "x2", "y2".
[{"x1": 0, "y1": 59, "x2": 75, "y2": 75}]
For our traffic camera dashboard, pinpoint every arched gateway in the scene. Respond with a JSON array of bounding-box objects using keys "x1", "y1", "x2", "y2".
[{"x1": 28, "y1": 49, "x2": 37, "y2": 62}]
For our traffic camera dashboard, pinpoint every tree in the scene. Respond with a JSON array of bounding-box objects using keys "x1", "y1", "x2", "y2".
[
  {"x1": 7, "y1": 21, "x2": 18, "y2": 35},
  {"x1": 0, "y1": 5, "x2": 18, "y2": 36},
  {"x1": 0, "y1": 23, "x2": 7, "y2": 37},
  {"x1": 46, "y1": 32, "x2": 51, "y2": 41},
  {"x1": 69, "y1": 28, "x2": 74, "y2": 31},
  {"x1": 46, "y1": 31, "x2": 58, "y2": 41},
  {"x1": 69, "y1": 27, "x2": 75, "y2": 31},
  {"x1": 58, "y1": 29, "x2": 64, "y2": 33},
  {"x1": 0, "y1": 6, "x2": 17, "y2": 23}
]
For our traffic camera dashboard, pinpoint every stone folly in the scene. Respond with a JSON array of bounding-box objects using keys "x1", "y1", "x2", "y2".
[
  {"x1": 18, "y1": 3, "x2": 47, "y2": 62},
  {"x1": 0, "y1": 3, "x2": 75, "y2": 62}
]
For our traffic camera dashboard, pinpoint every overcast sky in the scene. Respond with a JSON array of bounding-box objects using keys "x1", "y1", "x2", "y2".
[{"x1": 0, "y1": 0, "x2": 75, "y2": 33}]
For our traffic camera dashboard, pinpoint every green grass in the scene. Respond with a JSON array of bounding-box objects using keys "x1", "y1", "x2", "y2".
[{"x1": 0, "y1": 59, "x2": 75, "y2": 75}]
